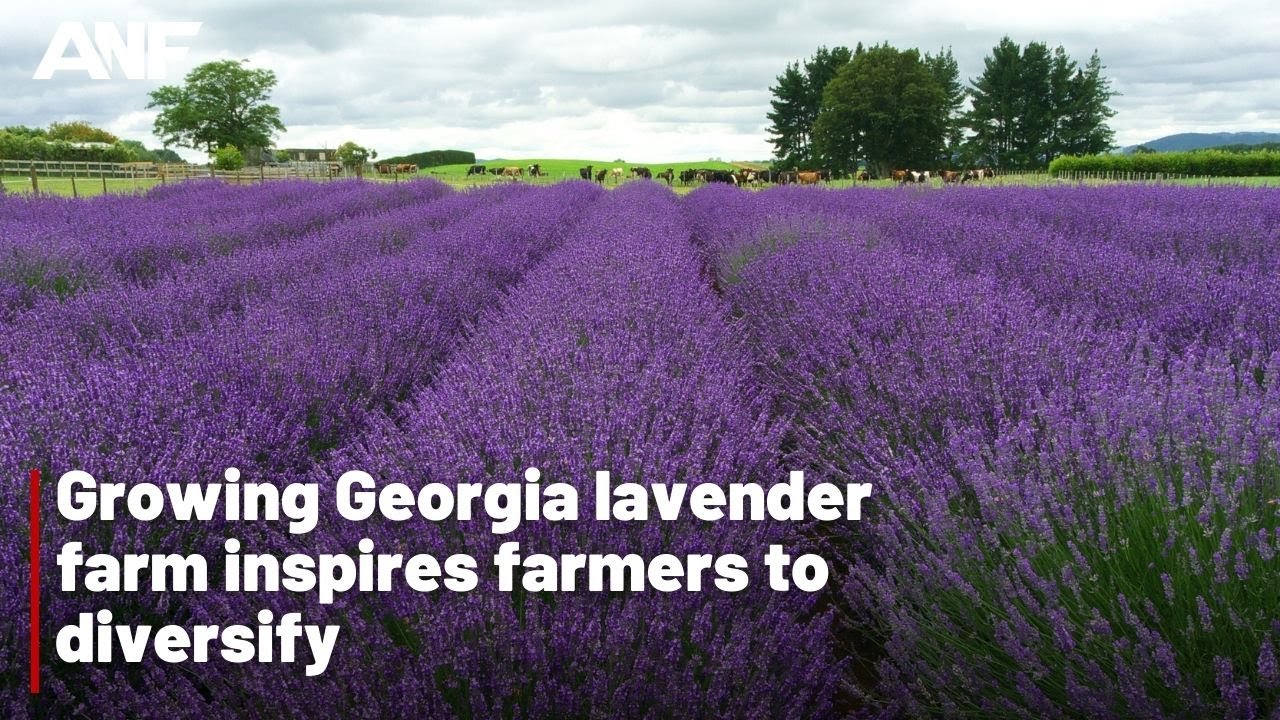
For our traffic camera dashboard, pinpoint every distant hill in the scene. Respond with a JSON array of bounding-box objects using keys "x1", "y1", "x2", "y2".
[
  {"x1": 379, "y1": 149, "x2": 475, "y2": 167},
  {"x1": 1124, "y1": 132, "x2": 1280, "y2": 153}
]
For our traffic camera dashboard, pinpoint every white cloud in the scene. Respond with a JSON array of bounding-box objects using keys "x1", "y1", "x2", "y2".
[{"x1": 3, "y1": 0, "x2": 1279, "y2": 160}]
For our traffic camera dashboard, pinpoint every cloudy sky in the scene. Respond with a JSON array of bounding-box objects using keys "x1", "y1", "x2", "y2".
[{"x1": 4, "y1": 0, "x2": 1279, "y2": 162}]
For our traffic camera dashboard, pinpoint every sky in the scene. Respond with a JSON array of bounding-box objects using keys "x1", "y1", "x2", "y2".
[{"x1": 4, "y1": 0, "x2": 1279, "y2": 162}]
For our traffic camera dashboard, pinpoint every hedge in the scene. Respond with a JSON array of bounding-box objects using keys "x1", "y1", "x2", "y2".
[
  {"x1": 378, "y1": 149, "x2": 476, "y2": 168},
  {"x1": 1049, "y1": 149, "x2": 1280, "y2": 177}
]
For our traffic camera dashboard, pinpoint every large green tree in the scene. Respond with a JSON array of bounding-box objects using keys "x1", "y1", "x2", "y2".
[
  {"x1": 766, "y1": 45, "x2": 853, "y2": 169},
  {"x1": 148, "y1": 59, "x2": 285, "y2": 157},
  {"x1": 1057, "y1": 51, "x2": 1117, "y2": 157},
  {"x1": 968, "y1": 38, "x2": 1115, "y2": 168},
  {"x1": 812, "y1": 44, "x2": 948, "y2": 177},
  {"x1": 923, "y1": 47, "x2": 964, "y2": 163},
  {"x1": 966, "y1": 36, "x2": 1022, "y2": 167}
]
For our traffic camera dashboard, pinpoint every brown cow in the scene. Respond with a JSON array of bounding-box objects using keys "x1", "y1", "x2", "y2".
[
  {"x1": 395, "y1": 163, "x2": 417, "y2": 174},
  {"x1": 857, "y1": 171, "x2": 870, "y2": 182},
  {"x1": 891, "y1": 169, "x2": 909, "y2": 184},
  {"x1": 797, "y1": 171, "x2": 822, "y2": 185},
  {"x1": 941, "y1": 170, "x2": 961, "y2": 184},
  {"x1": 501, "y1": 166, "x2": 523, "y2": 178}
]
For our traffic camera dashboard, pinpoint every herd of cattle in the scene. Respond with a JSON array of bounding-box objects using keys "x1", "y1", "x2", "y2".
[
  {"x1": 454, "y1": 163, "x2": 999, "y2": 186},
  {"x1": 465, "y1": 163, "x2": 548, "y2": 178},
  {"x1": 376, "y1": 163, "x2": 419, "y2": 175}
]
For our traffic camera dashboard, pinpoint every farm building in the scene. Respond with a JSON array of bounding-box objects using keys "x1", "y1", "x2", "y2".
[{"x1": 279, "y1": 148, "x2": 334, "y2": 162}]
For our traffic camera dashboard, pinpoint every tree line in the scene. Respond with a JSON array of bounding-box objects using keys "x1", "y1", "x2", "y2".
[
  {"x1": 767, "y1": 37, "x2": 1116, "y2": 176},
  {"x1": 0, "y1": 122, "x2": 181, "y2": 164}
]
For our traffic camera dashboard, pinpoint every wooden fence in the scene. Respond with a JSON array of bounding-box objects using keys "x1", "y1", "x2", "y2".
[{"x1": 0, "y1": 159, "x2": 361, "y2": 197}]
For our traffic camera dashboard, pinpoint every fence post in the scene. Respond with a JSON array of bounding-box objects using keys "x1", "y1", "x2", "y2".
[
  {"x1": 70, "y1": 175, "x2": 78, "y2": 198},
  {"x1": 29, "y1": 164, "x2": 38, "y2": 196},
  {"x1": 102, "y1": 173, "x2": 108, "y2": 194}
]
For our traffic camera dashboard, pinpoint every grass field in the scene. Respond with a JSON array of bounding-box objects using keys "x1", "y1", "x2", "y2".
[{"x1": 7, "y1": 160, "x2": 1280, "y2": 198}]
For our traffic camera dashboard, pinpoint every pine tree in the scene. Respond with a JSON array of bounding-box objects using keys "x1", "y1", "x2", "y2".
[
  {"x1": 924, "y1": 47, "x2": 964, "y2": 164},
  {"x1": 967, "y1": 37, "x2": 1022, "y2": 167},
  {"x1": 1046, "y1": 47, "x2": 1079, "y2": 161},
  {"x1": 767, "y1": 46, "x2": 852, "y2": 169},
  {"x1": 968, "y1": 39, "x2": 1116, "y2": 168},
  {"x1": 1014, "y1": 41, "x2": 1054, "y2": 168},
  {"x1": 766, "y1": 62, "x2": 810, "y2": 168},
  {"x1": 1069, "y1": 51, "x2": 1117, "y2": 156}
]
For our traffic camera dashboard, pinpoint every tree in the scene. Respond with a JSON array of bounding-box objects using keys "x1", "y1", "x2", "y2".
[
  {"x1": 213, "y1": 145, "x2": 244, "y2": 170},
  {"x1": 766, "y1": 62, "x2": 810, "y2": 168},
  {"x1": 923, "y1": 47, "x2": 964, "y2": 164},
  {"x1": 812, "y1": 44, "x2": 948, "y2": 177},
  {"x1": 766, "y1": 45, "x2": 853, "y2": 169},
  {"x1": 966, "y1": 36, "x2": 1022, "y2": 168},
  {"x1": 1014, "y1": 41, "x2": 1054, "y2": 167},
  {"x1": 335, "y1": 141, "x2": 376, "y2": 177},
  {"x1": 1058, "y1": 51, "x2": 1117, "y2": 157},
  {"x1": 47, "y1": 121, "x2": 118, "y2": 144},
  {"x1": 148, "y1": 59, "x2": 285, "y2": 158},
  {"x1": 968, "y1": 39, "x2": 1116, "y2": 168}
]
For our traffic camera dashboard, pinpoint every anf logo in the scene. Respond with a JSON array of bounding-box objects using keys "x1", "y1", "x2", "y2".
[{"x1": 33, "y1": 22, "x2": 201, "y2": 80}]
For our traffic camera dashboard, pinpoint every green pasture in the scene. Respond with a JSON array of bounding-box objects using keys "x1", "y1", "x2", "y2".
[
  {"x1": 6, "y1": 163, "x2": 1280, "y2": 198},
  {"x1": 2, "y1": 174, "x2": 163, "y2": 197}
]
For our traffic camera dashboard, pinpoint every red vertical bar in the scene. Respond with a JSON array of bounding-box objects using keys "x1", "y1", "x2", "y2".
[{"x1": 29, "y1": 467, "x2": 40, "y2": 694}]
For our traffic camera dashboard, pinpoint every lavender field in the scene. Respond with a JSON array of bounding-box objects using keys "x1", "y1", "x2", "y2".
[{"x1": 2, "y1": 178, "x2": 1278, "y2": 718}]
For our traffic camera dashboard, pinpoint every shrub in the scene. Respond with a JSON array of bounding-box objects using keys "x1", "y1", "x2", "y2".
[{"x1": 213, "y1": 144, "x2": 245, "y2": 170}]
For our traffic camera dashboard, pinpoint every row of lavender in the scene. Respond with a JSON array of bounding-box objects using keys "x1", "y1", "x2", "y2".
[
  {"x1": 310, "y1": 182, "x2": 838, "y2": 718},
  {"x1": 4, "y1": 178, "x2": 1277, "y2": 718},
  {"x1": 0, "y1": 179, "x2": 612, "y2": 717},
  {"x1": 0, "y1": 180, "x2": 445, "y2": 321},
  {"x1": 685, "y1": 184, "x2": 1280, "y2": 717}
]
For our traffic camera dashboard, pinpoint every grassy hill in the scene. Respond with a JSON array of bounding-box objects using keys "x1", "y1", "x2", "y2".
[{"x1": 1125, "y1": 131, "x2": 1280, "y2": 153}]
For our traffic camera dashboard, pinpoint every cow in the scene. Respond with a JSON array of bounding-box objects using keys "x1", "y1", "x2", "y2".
[
  {"x1": 776, "y1": 170, "x2": 797, "y2": 185},
  {"x1": 982, "y1": 167, "x2": 995, "y2": 178},
  {"x1": 705, "y1": 170, "x2": 737, "y2": 185},
  {"x1": 657, "y1": 169, "x2": 674, "y2": 186},
  {"x1": 891, "y1": 169, "x2": 909, "y2": 184},
  {"x1": 679, "y1": 169, "x2": 698, "y2": 185},
  {"x1": 488, "y1": 168, "x2": 502, "y2": 175},
  {"x1": 376, "y1": 164, "x2": 392, "y2": 175},
  {"x1": 631, "y1": 166, "x2": 652, "y2": 179},
  {"x1": 395, "y1": 164, "x2": 417, "y2": 174},
  {"x1": 527, "y1": 163, "x2": 544, "y2": 177},
  {"x1": 942, "y1": 170, "x2": 961, "y2": 184},
  {"x1": 501, "y1": 166, "x2": 523, "y2": 179},
  {"x1": 466, "y1": 165, "x2": 486, "y2": 177},
  {"x1": 857, "y1": 171, "x2": 871, "y2": 182},
  {"x1": 579, "y1": 165, "x2": 594, "y2": 181},
  {"x1": 611, "y1": 167, "x2": 624, "y2": 183},
  {"x1": 797, "y1": 170, "x2": 822, "y2": 185},
  {"x1": 595, "y1": 169, "x2": 608, "y2": 183}
]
